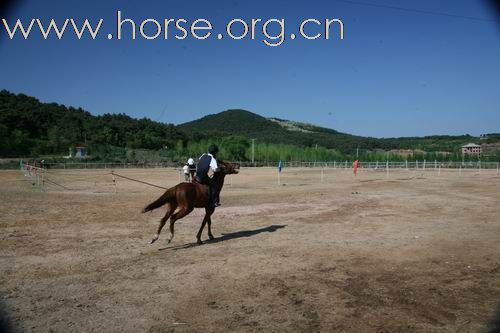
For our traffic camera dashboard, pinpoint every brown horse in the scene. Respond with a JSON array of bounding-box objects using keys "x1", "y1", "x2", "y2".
[{"x1": 142, "y1": 161, "x2": 240, "y2": 245}]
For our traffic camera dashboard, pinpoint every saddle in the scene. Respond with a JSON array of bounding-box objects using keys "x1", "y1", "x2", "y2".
[
  {"x1": 193, "y1": 175, "x2": 212, "y2": 186},
  {"x1": 193, "y1": 176, "x2": 219, "y2": 207}
]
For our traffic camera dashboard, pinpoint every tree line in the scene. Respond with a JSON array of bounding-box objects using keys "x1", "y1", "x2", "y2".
[{"x1": 1, "y1": 90, "x2": 498, "y2": 164}]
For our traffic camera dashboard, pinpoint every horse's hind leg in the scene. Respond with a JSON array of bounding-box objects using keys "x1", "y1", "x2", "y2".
[
  {"x1": 167, "y1": 206, "x2": 193, "y2": 244},
  {"x1": 150, "y1": 203, "x2": 173, "y2": 244}
]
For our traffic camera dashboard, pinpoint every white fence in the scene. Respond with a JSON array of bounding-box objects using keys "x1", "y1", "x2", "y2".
[
  {"x1": 239, "y1": 160, "x2": 500, "y2": 170},
  {"x1": 42, "y1": 160, "x2": 500, "y2": 170},
  {"x1": 44, "y1": 162, "x2": 178, "y2": 169},
  {"x1": 20, "y1": 161, "x2": 46, "y2": 188},
  {"x1": 19, "y1": 159, "x2": 499, "y2": 193}
]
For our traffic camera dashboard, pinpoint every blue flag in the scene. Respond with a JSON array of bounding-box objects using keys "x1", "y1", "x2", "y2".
[{"x1": 278, "y1": 160, "x2": 282, "y2": 173}]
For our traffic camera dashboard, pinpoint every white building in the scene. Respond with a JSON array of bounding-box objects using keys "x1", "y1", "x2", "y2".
[
  {"x1": 461, "y1": 143, "x2": 481, "y2": 157},
  {"x1": 75, "y1": 145, "x2": 87, "y2": 158}
]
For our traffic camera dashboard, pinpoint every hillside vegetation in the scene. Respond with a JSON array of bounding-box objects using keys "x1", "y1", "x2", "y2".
[
  {"x1": 1, "y1": 90, "x2": 497, "y2": 163},
  {"x1": 179, "y1": 109, "x2": 482, "y2": 154},
  {"x1": 0, "y1": 90, "x2": 184, "y2": 157}
]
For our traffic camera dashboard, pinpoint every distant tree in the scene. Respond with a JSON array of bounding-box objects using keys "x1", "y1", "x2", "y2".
[{"x1": 221, "y1": 136, "x2": 250, "y2": 161}]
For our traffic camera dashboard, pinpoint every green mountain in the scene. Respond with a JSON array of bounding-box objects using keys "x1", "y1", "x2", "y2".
[
  {"x1": 179, "y1": 109, "x2": 375, "y2": 152},
  {"x1": 1, "y1": 90, "x2": 498, "y2": 161},
  {"x1": 178, "y1": 109, "x2": 481, "y2": 154}
]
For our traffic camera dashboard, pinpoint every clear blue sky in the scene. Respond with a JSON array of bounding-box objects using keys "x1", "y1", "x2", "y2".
[{"x1": 1, "y1": 0, "x2": 499, "y2": 138}]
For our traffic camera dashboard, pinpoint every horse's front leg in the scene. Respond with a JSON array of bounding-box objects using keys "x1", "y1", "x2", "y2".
[
  {"x1": 206, "y1": 207, "x2": 215, "y2": 240},
  {"x1": 196, "y1": 215, "x2": 209, "y2": 245}
]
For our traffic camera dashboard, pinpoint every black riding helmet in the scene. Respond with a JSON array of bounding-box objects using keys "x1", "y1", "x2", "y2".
[{"x1": 208, "y1": 144, "x2": 219, "y2": 156}]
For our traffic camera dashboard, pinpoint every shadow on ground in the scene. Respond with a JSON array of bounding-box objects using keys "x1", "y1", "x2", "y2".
[
  {"x1": 487, "y1": 303, "x2": 500, "y2": 333},
  {"x1": 159, "y1": 224, "x2": 287, "y2": 251},
  {"x1": 0, "y1": 299, "x2": 14, "y2": 333}
]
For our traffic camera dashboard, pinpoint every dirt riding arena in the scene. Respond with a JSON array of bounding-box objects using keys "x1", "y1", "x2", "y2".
[{"x1": 1, "y1": 167, "x2": 500, "y2": 332}]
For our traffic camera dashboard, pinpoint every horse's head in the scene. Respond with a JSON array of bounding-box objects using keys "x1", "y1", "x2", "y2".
[{"x1": 218, "y1": 161, "x2": 240, "y2": 175}]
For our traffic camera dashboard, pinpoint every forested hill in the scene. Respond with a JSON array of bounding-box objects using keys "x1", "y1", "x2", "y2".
[
  {"x1": 0, "y1": 90, "x2": 184, "y2": 156},
  {"x1": 1, "y1": 89, "x2": 496, "y2": 158},
  {"x1": 178, "y1": 109, "x2": 482, "y2": 153},
  {"x1": 179, "y1": 109, "x2": 380, "y2": 152}
]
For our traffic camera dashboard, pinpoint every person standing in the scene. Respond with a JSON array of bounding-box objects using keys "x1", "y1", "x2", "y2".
[
  {"x1": 187, "y1": 157, "x2": 196, "y2": 181},
  {"x1": 182, "y1": 163, "x2": 190, "y2": 182}
]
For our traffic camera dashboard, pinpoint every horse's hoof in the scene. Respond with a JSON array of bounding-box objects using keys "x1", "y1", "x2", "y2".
[
  {"x1": 208, "y1": 235, "x2": 215, "y2": 241},
  {"x1": 197, "y1": 240, "x2": 203, "y2": 245},
  {"x1": 149, "y1": 234, "x2": 160, "y2": 244}
]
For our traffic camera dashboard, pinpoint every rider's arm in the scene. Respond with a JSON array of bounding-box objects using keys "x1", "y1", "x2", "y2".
[{"x1": 210, "y1": 157, "x2": 218, "y2": 172}]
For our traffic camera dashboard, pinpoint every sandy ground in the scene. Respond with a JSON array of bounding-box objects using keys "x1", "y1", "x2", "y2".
[{"x1": 1, "y1": 167, "x2": 500, "y2": 332}]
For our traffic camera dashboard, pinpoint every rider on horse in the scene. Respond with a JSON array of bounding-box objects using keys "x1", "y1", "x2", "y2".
[{"x1": 194, "y1": 144, "x2": 221, "y2": 208}]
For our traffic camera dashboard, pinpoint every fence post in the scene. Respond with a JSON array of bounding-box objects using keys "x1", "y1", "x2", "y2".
[
  {"x1": 111, "y1": 172, "x2": 117, "y2": 194},
  {"x1": 41, "y1": 167, "x2": 45, "y2": 189},
  {"x1": 386, "y1": 160, "x2": 389, "y2": 178},
  {"x1": 405, "y1": 160, "x2": 408, "y2": 171}
]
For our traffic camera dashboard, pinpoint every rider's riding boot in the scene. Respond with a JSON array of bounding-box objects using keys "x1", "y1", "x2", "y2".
[
  {"x1": 214, "y1": 191, "x2": 221, "y2": 207},
  {"x1": 210, "y1": 186, "x2": 220, "y2": 207}
]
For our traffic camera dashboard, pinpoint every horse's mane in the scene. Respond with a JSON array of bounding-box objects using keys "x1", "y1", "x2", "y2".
[{"x1": 218, "y1": 160, "x2": 229, "y2": 169}]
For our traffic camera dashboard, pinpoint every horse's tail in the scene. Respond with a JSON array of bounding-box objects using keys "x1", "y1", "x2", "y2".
[{"x1": 141, "y1": 186, "x2": 176, "y2": 213}]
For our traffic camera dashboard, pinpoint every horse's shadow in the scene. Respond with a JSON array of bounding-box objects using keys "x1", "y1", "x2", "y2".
[{"x1": 159, "y1": 224, "x2": 287, "y2": 251}]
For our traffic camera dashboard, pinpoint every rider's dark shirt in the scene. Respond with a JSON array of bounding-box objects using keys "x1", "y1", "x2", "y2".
[{"x1": 196, "y1": 154, "x2": 213, "y2": 183}]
